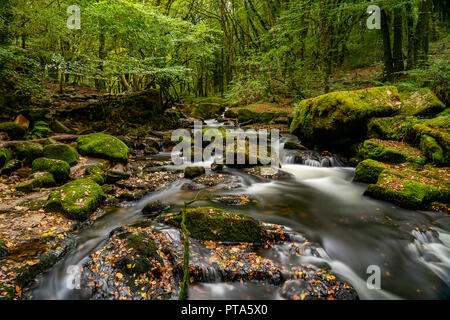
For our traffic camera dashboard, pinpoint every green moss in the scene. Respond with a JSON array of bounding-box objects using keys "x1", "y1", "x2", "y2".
[
  {"x1": 0, "y1": 148, "x2": 12, "y2": 168},
  {"x1": 0, "y1": 239, "x2": 9, "y2": 257},
  {"x1": 420, "y1": 135, "x2": 446, "y2": 166},
  {"x1": 159, "y1": 207, "x2": 262, "y2": 243},
  {"x1": 354, "y1": 159, "x2": 389, "y2": 184},
  {"x1": 43, "y1": 144, "x2": 79, "y2": 166},
  {"x1": 284, "y1": 141, "x2": 307, "y2": 150},
  {"x1": 365, "y1": 172, "x2": 444, "y2": 209},
  {"x1": 31, "y1": 158, "x2": 70, "y2": 183},
  {"x1": 16, "y1": 172, "x2": 56, "y2": 193},
  {"x1": 84, "y1": 164, "x2": 107, "y2": 185},
  {"x1": 14, "y1": 142, "x2": 43, "y2": 166},
  {"x1": 397, "y1": 86, "x2": 446, "y2": 117},
  {"x1": 45, "y1": 178, "x2": 105, "y2": 220},
  {"x1": 106, "y1": 170, "x2": 130, "y2": 184},
  {"x1": 290, "y1": 86, "x2": 399, "y2": 147},
  {"x1": 192, "y1": 103, "x2": 225, "y2": 119},
  {"x1": 1, "y1": 160, "x2": 22, "y2": 175},
  {"x1": 224, "y1": 108, "x2": 238, "y2": 118},
  {"x1": 367, "y1": 116, "x2": 419, "y2": 141},
  {"x1": 237, "y1": 109, "x2": 281, "y2": 124},
  {"x1": 184, "y1": 166, "x2": 205, "y2": 179},
  {"x1": 77, "y1": 133, "x2": 130, "y2": 163},
  {"x1": 0, "y1": 122, "x2": 27, "y2": 140},
  {"x1": 358, "y1": 139, "x2": 427, "y2": 165}
]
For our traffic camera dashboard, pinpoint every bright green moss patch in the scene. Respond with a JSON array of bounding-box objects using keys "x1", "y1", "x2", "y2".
[
  {"x1": 420, "y1": 135, "x2": 446, "y2": 166},
  {"x1": 290, "y1": 86, "x2": 399, "y2": 147},
  {"x1": 354, "y1": 159, "x2": 389, "y2": 184},
  {"x1": 43, "y1": 144, "x2": 79, "y2": 166},
  {"x1": 0, "y1": 122, "x2": 27, "y2": 140},
  {"x1": 84, "y1": 164, "x2": 106, "y2": 185},
  {"x1": 16, "y1": 172, "x2": 56, "y2": 193},
  {"x1": 367, "y1": 116, "x2": 419, "y2": 141},
  {"x1": 14, "y1": 142, "x2": 43, "y2": 166},
  {"x1": 159, "y1": 207, "x2": 262, "y2": 243},
  {"x1": 358, "y1": 139, "x2": 427, "y2": 165},
  {"x1": 397, "y1": 86, "x2": 446, "y2": 117},
  {"x1": 45, "y1": 178, "x2": 105, "y2": 220},
  {"x1": 31, "y1": 158, "x2": 70, "y2": 183},
  {"x1": 77, "y1": 133, "x2": 130, "y2": 163}
]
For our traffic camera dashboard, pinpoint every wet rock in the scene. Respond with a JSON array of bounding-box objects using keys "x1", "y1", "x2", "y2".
[
  {"x1": 43, "y1": 143, "x2": 79, "y2": 166},
  {"x1": 142, "y1": 200, "x2": 170, "y2": 217},
  {"x1": 184, "y1": 166, "x2": 205, "y2": 179},
  {"x1": 77, "y1": 133, "x2": 130, "y2": 163},
  {"x1": 106, "y1": 170, "x2": 131, "y2": 184},
  {"x1": 45, "y1": 178, "x2": 106, "y2": 220},
  {"x1": 32, "y1": 158, "x2": 70, "y2": 183},
  {"x1": 213, "y1": 195, "x2": 253, "y2": 206},
  {"x1": 182, "y1": 173, "x2": 241, "y2": 190},
  {"x1": 211, "y1": 160, "x2": 224, "y2": 172},
  {"x1": 245, "y1": 166, "x2": 292, "y2": 180},
  {"x1": 158, "y1": 207, "x2": 262, "y2": 243},
  {"x1": 0, "y1": 122, "x2": 27, "y2": 140},
  {"x1": 16, "y1": 172, "x2": 56, "y2": 193},
  {"x1": 284, "y1": 141, "x2": 307, "y2": 150}
]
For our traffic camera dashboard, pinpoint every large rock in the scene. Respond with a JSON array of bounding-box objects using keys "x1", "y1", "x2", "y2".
[
  {"x1": 77, "y1": 133, "x2": 130, "y2": 163},
  {"x1": 158, "y1": 207, "x2": 262, "y2": 243},
  {"x1": 31, "y1": 158, "x2": 70, "y2": 183},
  {"x1": 290, "y1": 86, "x2": 400, "y2": 149},
  {"x1": 16, "y1": 172, "x2": 56, "y2": 193},
  {"x1": 192, "y1": 103, "x2": 225, "y2": 119},
  {"x1": 14, "y1": 142, "x2": 43, "y2": 165},
  {"x1": 184, "y1": 166, "x2": 205, "y2": 179},
  {"x1": 397, "y1": 86, "x2": 446, "y2": 117},
  {"x1": 358, "y1": 139, "x2": 427, "y2": 165},
  {"x1": 45, "y1": 178, "x2": 106, "y2": 220},
  {"x1": 0, "y1": 122, "x2": 27, "y2": 140},
  {"x1": 43, "y1": 143, "x2": 79, "y2": 166}
]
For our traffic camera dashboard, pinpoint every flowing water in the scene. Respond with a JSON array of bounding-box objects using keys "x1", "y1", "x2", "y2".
[{"x1": 31, "y1": 120, "x2": 450, "y2": 300}]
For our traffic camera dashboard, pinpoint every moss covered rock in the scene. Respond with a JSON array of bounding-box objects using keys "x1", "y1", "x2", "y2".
[
  {"x1": 365, "y1": 171, "x2": 446, "y2": 209},
  {"x1": 45, "y1": 178, "x2": 106, "y2": 220},
  {"x1": 397, "y1": 86, "x2": 446, "y2": 117},
  {"x1": 290, "y1": 86, "x2": 400, "y2": 148},
  {"x1": 77, "y1": 133, "x2": 130, "y2": 163},
  {"x1": 354, "y1": 159, "x2": 389, "y2": 184},
  {"x1": 238, "y1": 109, "x2": 280, "y2": 125},
  {"x1": 184, "y1": 166, "x2": 206, "y2": 179},
  {"x1": 43, "y1": 144, "x2": 79, "y2": 166},
  {"x1": 32, "y1": 158, "x2": 70, "y2": 183},
  {"x1": 0, "y1": 122, "x2": 27, "y2": 140},
  {"x1": 106, "y1": 170, "x2": 131, "y2": 184},
  {"x1": 284, "y1": 141, "x2": 307, "y2": 150},
  {"x1": 158, "y1": 207, "x2": 262, "y2": 243},
  {"x1": 192, "y1": 103, "x2": 225, "y2": 119},
  {"x1": 14, "y1": 142, "x2": 43, "y2": 166},
  {"x1": 367, "y1": 116, "x2": 419, "y2": 141},
  {"x1": 0, "y1": 148, "x2": 12, "y2": 168},
  {"x1": 1, "y1": 159, "x2": 22, "y2": 175},
  {"x1": 358, "y1": 139, "x2": 427, "y2": 165},
  {"x1": 84, "y1": 164, "x2": 107, "y2": 185},
  {"x1": 420, "y1": 135, "x2": 446, "y2": 166},
  {"x1": 16, "y1": 172, "x2": 56, "y2": 193}
]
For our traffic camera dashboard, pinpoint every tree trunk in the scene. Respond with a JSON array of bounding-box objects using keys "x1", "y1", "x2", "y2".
[
  {"x1": 406, "y1": 3, "x2": 415, "y2": 69},
  {"x1": 415, "y1": 0, "x2": 432, "y2": 64},
  {"x1": 392, "y1": 8, "x2": 404, "y2": 73},
  {"x1": 380, "y1": 9, "x2": 394, "y2": 80}
]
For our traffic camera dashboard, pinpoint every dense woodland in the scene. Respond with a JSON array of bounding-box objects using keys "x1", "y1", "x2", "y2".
[{"x1": 0, "y1": 0, "x2": 449, "y2": 302}]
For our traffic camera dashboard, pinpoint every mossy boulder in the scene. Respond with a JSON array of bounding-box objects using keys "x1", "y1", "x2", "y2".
[
  {"x1": 158, "y1": 207, "x2": 262, "y2": 243},
  {"x1": 0, "y1": 148, "x2": 12, "y2": 168},
  {"x1": 77, "y1": 133, "x2": 130, "y2": 163},
  {"x1": 192, "y1": 103, "x2": 225, "y2": 119},
  {"x1": 224, "y1": 140, "x2": 273, "y2": 168},
  {"x1": 1, "y1": 159, "x2": 22, "y2": 175},
  {"x1": 224, "y1": 108, "x2": 238, "y2": 118},
  {"x1": 237, "y1": 109, "x2": 279, "y2": 125},
  {"x1": 16, "y1": 172, "x2": 56, "y2": 193},
  {"x1": 420, "y1": 135, "x2": 446, "y2": 166},
  {"x1": 106, "y1": 170, "x2": 131, "y2": 184},
  {"x1": 290, "y1": 86, "x2": 400, "y2": 148},
  {"x1": 354, "y1": 159, "x2": 390, "y2": 184},
  {"x1": 365, "y1": 171, "x2": 446, "y2": 210},
  {"x1": 45, "y1": 178, "x2": 106, "y2": 220},
  {"x1": 397, "y1": 86, "x2": 446, "y2": 117},
  {"x1": 284, "y1": 141, "x2": 307, "y2": 150},
  {"x1": 31, "y1": 158, "x2": 70, "y2": 183},
  {"x1": 43, "y1": 144, "x2": 79, "y2": 166},
  {"x1": 184, "y1": 166, "x2": 205, "y2": 179},
  {"x1": 358, "y1": 139, "x2": 427, "y2": 165},
  {"x1": 0, "y1": 122, "x2": 27, "y2": 140},
  {"x1": 84, "y1": 164, "x2": 107, "y2": 185},
  {"x1": 14, "y1": 142, "x2": 43, "y2": 166},
  {"x1": 367, "y1": 116, "x2": 419, "y2": 141}
]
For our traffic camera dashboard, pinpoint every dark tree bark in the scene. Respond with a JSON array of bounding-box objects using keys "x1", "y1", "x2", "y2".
[
  {"x1": 415, "y1": 0, "x2": 432, "y2": 64},
  {"x1": 406, "y1": 3, "x2": 415, "y2": 69},
  {"x1": 380, "y1": 9, "x2": 394, "y2": 80},
  {"x1": 392, "y1": 7, "x2": 404, "y2": 73}
]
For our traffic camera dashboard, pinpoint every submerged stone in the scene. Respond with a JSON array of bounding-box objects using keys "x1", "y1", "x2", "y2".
[
  {"x1": 45, "y1": 178, "x2": 106, "y2": 220},
  {"x1": 77, "y1": 133, "x2": 130, "y2": 163}
]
